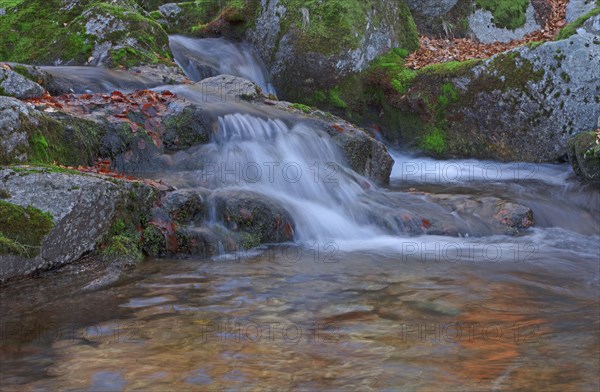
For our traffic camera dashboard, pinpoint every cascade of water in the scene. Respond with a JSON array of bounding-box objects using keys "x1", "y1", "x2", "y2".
[
  {"x1": 198, "y1": 113, "x2": 384, "y2": 241},
  {"x1": 169, "y1": 35, "x2": 276, "y2": 95}
]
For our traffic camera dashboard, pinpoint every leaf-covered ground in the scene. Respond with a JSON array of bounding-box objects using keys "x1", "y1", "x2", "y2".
[{"x1": 405, "y1": 0, "x2": 571, "y2": 69}]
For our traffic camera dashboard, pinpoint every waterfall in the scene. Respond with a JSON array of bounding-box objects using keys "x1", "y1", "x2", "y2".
[
  {"x1": 196, "y1": 113, "x2": 386, "y2": 242},
  {"x1": 169, "y1": 35, "x2": 276, "y2": 96}
]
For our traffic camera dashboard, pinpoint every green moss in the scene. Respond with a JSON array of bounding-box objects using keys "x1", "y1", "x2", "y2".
[
  {"x1": 420, "y1": 127, "x2": 446, "y2": 154},
  {"x1": 240, "y1": 231, "x2": 261, "y2": 250},
  {"x1": 142, "y1": 225, "x2": 166, "y2": 256},
  {"x1": 0, "y1": 234, "x2": 28, "y2": 256},
  {"x1": 437, "y1": 82, "x2": 459, "y2": 107},
  {"x1": 0, "y1": 0, "x2": 24, "y2": 7},
  {"x1": 10, "y1": 65, "x2": 36, "y2": 82},
  {"x1": 0, "y1": 188, "x2": 11, "y2": 199},
  {"x1": 420, "y1": 59, "x2": 482, "y2": 77},
  {"x1": 103, "y1": 234, "x2": 143, "y2": 260},
  {"x1": 102, "y1": 218, "x2": 143, "y2": 261},
  {"x1": 0, "y1": 200, "x2": 54, "y2": 257},
  {"x1": 327, "y1": 87, "x2": 347, "y2": 109},
  {"x1": 277, "y1": 0, "x2": 418, "y2": 56},
  {"x1": 290, "y1": 103, "x2": 313, "y2": 113},
  {"x1": 475, "y1": 0, "x2": 529, "y2": 30},
  {"x1": 12, "y1": 114, "x2": 104, "y2": 166},
  {"x1": 556, "y1": 7, "x2": 600, "y2": 40},
  {"x1": 391, "y1": 68, "x2": 417, "y2": 95},
  {"x1": 0, "y1": 0, "x2": 171, "y2": 68},
  {"x1": 527, "y1": 41, "x2": 544, "y2": 50},
  {"x1": 154, "y1": 0, "x2": 258, "y2": 39},
  {"x1": 30, "y1": 133, "x2": 49, "y2": 163}
]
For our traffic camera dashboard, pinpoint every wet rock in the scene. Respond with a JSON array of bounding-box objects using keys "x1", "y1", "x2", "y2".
[
  {"x1": 161, "y1": 189, "x2": 206, "y2": 224},
  {"x1": 209, "y1": 190, "x2": 295, "y2": 244},
  {"x1": 427, "y1": 194, "x2": 534, "y2": 234},
  {"x1": 567, "y1": 130, "x2": 600, "y2": 183},
  {"x1": 0, "y1": 67, "x2": 45, "y2": 99},
  {"x1": 129, "y1": 64, "x2": 189, "y2": 86},
  {"x1": 0, "y1": 167, "x2": 158, "y2": 283}
]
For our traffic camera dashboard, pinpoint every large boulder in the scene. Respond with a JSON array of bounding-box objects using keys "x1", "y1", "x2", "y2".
[
  {"x1": 375, "y1": 13, "x2": 600, "y2": 162},
  {"x1": 0, "y1": 167, "x2": 158, "y2": 282},
  {"x1": 245, "y1": 0, "x2": 419, "y2": 101},
  {"x1": 0, "y1": 0, "x2": 172, "y2": 68}
]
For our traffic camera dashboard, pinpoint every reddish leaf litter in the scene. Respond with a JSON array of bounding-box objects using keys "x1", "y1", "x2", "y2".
[
  {"x1": 405, "y1": 0, "x2": 569, "y2": 69},
  {"x1": 24, "y1": 89, "x2": 179, "y2": 188},
  {"x1": 26, "y1": 89, "x2": 177, "y2": 147}
]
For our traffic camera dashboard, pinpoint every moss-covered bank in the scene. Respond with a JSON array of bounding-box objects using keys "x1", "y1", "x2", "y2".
[{"x1": 0, "y1": 0, "x2": 172, "y2": 68}]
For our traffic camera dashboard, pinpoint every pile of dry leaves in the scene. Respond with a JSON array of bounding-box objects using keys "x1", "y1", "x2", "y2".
[{"x1": 405, "y1": 0, "x2": 569, "y2": 68}]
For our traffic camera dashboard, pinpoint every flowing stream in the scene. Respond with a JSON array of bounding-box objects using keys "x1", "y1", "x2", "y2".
[
  {"x1": 169, "y1": 35, "x2": 276, "y2": 95},
  {"x1": 1, "y1": 38, "x2": 599, "y2": 391}
]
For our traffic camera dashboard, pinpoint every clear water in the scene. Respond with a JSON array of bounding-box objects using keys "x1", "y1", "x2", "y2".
[
  {"x1": 1, "y1": 152, "x2": 598, "y2": 391},
  {"x1": 2, "y1": 38, "x2": 599, "y2": 392}
]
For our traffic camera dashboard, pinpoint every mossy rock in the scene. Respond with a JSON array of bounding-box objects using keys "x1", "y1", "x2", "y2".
[
  {"x1": 0, "y1": 200, "x2": 54, "y2": 257},
  {"x1": 0, "y1": 107, "x2": 106, "y2": 166},
  {"x1": 475, "y1": 0, "x2": 529, "y2": 30},
  {"x1": 567, "y1": 131, "x2": 600, "y2": 182},
  {"x1": 142, "y1": 224, "x2": 167, "y2": 256},
  {"x1": 0, "y1": 0, "x2": 172, "y2": 68},
  {"x1": 151, "y1": 0, "x2": 258, "y2": 39},
  {"x1": 247, "y1": 0, "x2": 419, "y2": 101}
]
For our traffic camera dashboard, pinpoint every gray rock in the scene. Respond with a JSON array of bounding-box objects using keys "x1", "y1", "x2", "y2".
[
  {"x1": 401, "y1": 13, "x2": 600, "y2": 162},
  {"x1": 468, "y1": 3, "x2": 540, "y2": 43},
  {"x1": 463, "y1": 20, "x2": 599, "y2": 160},
  {"x1": 0, "y1": 168, "x2": 157, "y2": 282},
  {"x1": 196, "y1": 75, "x2": 264, "y2": 101},
  {"x1": 158, "y1": 3, "x2": 182, "y2": 17},
  {"x1": 406, "y1": 0, "x2": 459, "y2": 18},
  {"x1": 566, "y1": 0, "x2": 597, "y2": 22},
  {"x1": 0, "y1": 97, "x2": 36, "y2": 163},
  {"x1": 0, "y1": 68, "x2": 45, "y2": 99}
]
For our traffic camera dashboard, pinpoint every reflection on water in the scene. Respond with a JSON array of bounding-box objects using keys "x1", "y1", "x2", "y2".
[{"x1": 1, "y1": 225, "x2": 598, "y2": 390}]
